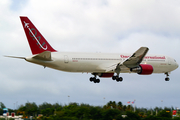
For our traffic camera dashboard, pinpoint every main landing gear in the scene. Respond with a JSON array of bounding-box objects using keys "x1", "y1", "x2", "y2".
[
  {"x1": 90, "y1": 77, "x2": 100, "y2": 83},
  {"x1": 89, "y1": 73, "x2": 100, "y2": 83},
  {"x1": 112, "y1": 67, "x2": 123, "y2": 82},
  {"x1": 165, "y1": 72, "x2": 170, "y2": 81},
  {"x1": 112, "y1": 75, "x2": 123, "y2": 82},
  {"x1": 112, "y1": 65, "x2": 123, "y2": 82},
  {"x1": 89, "y1": 73, "x2": 123, "y2": 83}
]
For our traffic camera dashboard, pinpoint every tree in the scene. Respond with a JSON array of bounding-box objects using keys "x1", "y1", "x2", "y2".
[
  {"x1": 89, "y1": 106, "x2": 102, "y2": 119},
  {"x1": 41, "y1": 108, "x2": 54, "y2": 117},
  {"x1": 127, "y1": 105, "x2": 132, "y2": 111},
  {"x1": 143, "y1": 115, "x2": 161, "y2": 120},
  {"x1": 116, "y1": 114, "x2": 124, "y2": 120},
  {"x1": 112, "y1": 101, "x2": 117, "y2": 109},
  {"x1": 123, "y1": 105, "x2": 127, "y2": 111},
  {"x1": 74, "y1": 106, "x2": 89, "y2": 119},
  {"x1": 0, "y1": 102, "x2": 6, "y2": 109},
  {"x1": 17, "y1": 102, "x2": 38, "y2": 118},
  {"x1": 106, "y1": 101, "x2": 117, "y2": 109},
  {"x1": 18, "y1": 105, "x2": 26, "y2": 118},
  {"x1": 25, "y1": 102, "x2": 38, "y2": 117},
  {"x1": 101, "y1": 108, "x2": 120, "y2": 120},
  {"x1": 117, "y1": 101, "x2": 123, "y2": 111},
  {"x1": 125, "y1": 111, "x2": 141, "y2": 120},
  {"x1": 53, "y1": 103, "x2": 62, "y2": 110},
  {"x1": 107, "y1": 101, "x2": 113, "y2": 109},
  {"x1": 157, "y1": 110, "x2": 172, "y2": 118},
  {"x1": 39, "y1": 102, "x2": 53, "y2": 110}
]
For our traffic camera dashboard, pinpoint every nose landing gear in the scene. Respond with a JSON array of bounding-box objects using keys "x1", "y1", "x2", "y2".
[{"x1": 165, "y1": 72, "x2": 170, "y2": 81}]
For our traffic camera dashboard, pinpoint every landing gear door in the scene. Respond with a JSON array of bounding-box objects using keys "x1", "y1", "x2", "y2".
[{"x1": 64, "y1": 55, "x2": 69, "y2": 63}]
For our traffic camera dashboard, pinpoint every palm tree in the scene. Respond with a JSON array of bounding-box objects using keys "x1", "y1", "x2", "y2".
[{"x1": 117, "y1": 101, "x2": 123, "y2": 111}]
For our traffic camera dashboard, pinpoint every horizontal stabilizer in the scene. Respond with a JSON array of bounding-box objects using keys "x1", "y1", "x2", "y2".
[
  {"x1": 33, "y1": 51, "x2": 52, "y2": 61},
  {"x1": 4, "y1": 56, "x2": 26, "y2": 60}
]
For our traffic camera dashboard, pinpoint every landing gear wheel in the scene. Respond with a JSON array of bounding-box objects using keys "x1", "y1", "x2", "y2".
[
  {"x1": 116, "y1": 78, "x2": 120, "y2": 82},
  {"x1": 90, "y1": 77, "x2": 94, "y2": 82},
  {"x1": 96, "y1": 79, "x2": 100, "y2": 83},
  {"x1": 165, "y1": 77, "x2": 170, "y2": 81},
  {"x1": 112, "y1": 74, "x2": 123, "y2": 82},
  {"x1": 94, "y1": 80, "x2": 97, "y2": 83},
  {"x1": 90, "y1": 73, "x2": 100, "y2": 83},
  {"x1": 119, "y1": 77, "x2": 123, "y2": 81},
  {"x1": 116, "y1": 77, "x2": 123, "y2": 82},
  {"x1": 112, "y1": 76, "x2": 116, "y2": 80},
  {"x1": 93, "y1": 78, "x2": 100, "y2": 83}
]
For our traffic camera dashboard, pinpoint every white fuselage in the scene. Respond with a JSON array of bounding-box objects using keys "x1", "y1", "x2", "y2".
[{"x1": 25, "y1": 52, "x2": 178, "y2": 74}]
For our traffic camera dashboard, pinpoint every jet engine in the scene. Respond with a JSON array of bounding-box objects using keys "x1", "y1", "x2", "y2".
[{"x1": 130, "y1": 64, "x2": 153, "y2": 75}]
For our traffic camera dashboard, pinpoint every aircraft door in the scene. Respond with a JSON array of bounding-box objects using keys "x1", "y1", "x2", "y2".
[
  {"x1": 168, "y1": 57, "x2": 171, "y2": 65},
  {"x1": 64, "y1": 55, "x2": 69, "y2": 63}
]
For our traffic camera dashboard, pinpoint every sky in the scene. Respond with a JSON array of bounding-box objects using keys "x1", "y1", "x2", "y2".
[{"x1": 0, "y1": 0, "x2": 180, "y2": 110}]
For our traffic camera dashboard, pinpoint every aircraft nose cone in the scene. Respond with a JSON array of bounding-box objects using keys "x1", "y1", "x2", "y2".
[
  {"x1": 173, "y1": 61, "x2": 179, "y2": 70},
  {"x1": 176, "y1": 62, "x2": 179, "y2": 69}
]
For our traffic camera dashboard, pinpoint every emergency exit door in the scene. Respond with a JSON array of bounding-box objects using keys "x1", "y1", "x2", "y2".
[{"x1": 64, "y1": 55, "x2": 69, "y2": 63}]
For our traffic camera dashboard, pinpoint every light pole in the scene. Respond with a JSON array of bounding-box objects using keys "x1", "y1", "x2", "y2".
[
  {"x1": 103, "y1": 97, "x2": 105, "y2": 105},
  {"x1": 133, "y1": 100, "x2": 136, "y2": 112},
  {"x1": 177, "y1": 108, "x2": 179, "y2": 116},
  {"x1": 68, "y1": 96, "x2": 70, "y2": 104},
  {"x1": 16, "y1": 101, "x2": 18, "y2": 110}
]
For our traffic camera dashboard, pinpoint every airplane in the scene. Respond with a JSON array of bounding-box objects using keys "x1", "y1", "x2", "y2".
[{"x1": 6, "y1": 16, "x2": 179, "y2": 83}]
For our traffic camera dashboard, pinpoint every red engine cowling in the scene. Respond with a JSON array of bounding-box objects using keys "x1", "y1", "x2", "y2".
[
  {"x1": 99, "y1": 73, "x2": 114, "y2": 78},
  {"x1": 130, "y1": 64, "x2": 153, "y2": 75}
]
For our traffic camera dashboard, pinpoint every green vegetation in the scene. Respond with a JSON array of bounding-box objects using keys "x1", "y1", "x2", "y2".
[{"x1": 0, "y1": 101, "x2": 180, "y2": 120}]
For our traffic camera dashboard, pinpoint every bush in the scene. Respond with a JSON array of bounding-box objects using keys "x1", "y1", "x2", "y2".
[{"x1": 125, "y1": 111, "x2": 141, "y2": 120}]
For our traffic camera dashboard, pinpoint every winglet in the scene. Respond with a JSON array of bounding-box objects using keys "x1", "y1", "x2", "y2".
[{"x1": 20, "y1": 16, "x2": 57, "y2": 55}]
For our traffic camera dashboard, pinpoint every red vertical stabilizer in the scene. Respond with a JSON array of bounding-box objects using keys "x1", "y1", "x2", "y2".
[{"x1": 20, "y1": 16, "x2": 57, "y2": 55}]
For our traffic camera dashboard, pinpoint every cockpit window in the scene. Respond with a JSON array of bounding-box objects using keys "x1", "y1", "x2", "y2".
[{"x1": 174, "y1": 59, "x2": 176, "y2": 62}]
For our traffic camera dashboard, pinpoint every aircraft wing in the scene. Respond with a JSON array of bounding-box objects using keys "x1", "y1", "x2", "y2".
[
  {"x1": 105, "y1": 47, "x2": 149, "y2": 72},
  {"x1": 123, "y1": 47, "x2": 149, "y2": 68},
  {"x1": 105, "y1": 63, "x2": 119, "y2": 72}
]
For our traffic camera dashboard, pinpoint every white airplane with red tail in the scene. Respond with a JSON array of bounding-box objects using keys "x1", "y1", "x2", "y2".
[{"x1": 6, "y1": 16, "x2": 178, "y2": 83}]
